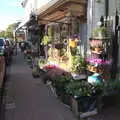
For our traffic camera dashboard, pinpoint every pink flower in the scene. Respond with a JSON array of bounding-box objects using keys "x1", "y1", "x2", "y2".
[{"x1": 87, "y1": 58, "x2": 112, "y2": 65}]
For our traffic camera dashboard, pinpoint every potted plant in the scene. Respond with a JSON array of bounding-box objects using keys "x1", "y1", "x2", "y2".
[
  {"x1": 92, "y1": 27, "x2": 108, "y2": 38},
  {"x1": 32, "y1": 59, "x2": 47, "y2": 78},
  {"x1": 52, "y1": 74, "x2": 73, "y2": 105},
  {"x1": 65, "y1": 81, "x2": 103, "y2": 117},
  {"x1": 71, "y1": 55, "x2": 87, "y2": 74}
]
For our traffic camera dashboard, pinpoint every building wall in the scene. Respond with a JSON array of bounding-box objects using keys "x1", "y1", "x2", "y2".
[
  {"x1": 109, "y1": 0, "x2": 120, "y2": 68},
  {"x1": 87, "y1": 0, "x2": 105, "y2": 55},
  {"x1": 109, "y1": 0, "x2": 120, "y2": 16},
  {"x1": 93, "y1": 0, "x2": 105, "y2": 28},
  {"x1": 87, "y1": 0, "x2": 105, "y2": 38},
  {"x1": 23, "y1": 0, "x2": 36, "y2": 22},
  {"x1": 87, "y1": 0, "x2": 120, "y2": 72},
  {"x1": 21, "y1": 0, "x2": 52, "y2": 25}
]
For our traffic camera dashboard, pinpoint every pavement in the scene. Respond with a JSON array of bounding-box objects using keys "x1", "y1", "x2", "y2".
[
  {"x1": 0, "y1": 49, "x2": 120, "y2": 120},
  {"x1": 0, "y1": 51, "x2": 77, "y2": 120}
]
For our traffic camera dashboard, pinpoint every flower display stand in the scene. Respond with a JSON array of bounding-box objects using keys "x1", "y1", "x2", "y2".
[{"x1": 87, "y1": 33, "x2": 112, "y2": 82}]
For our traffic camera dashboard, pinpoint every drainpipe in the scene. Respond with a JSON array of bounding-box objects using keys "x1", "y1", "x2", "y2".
[{"x1": 105, "y1": 0, "x2": 109, "y2": 18}]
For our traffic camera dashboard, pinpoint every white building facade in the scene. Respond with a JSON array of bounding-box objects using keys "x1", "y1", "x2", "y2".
[{"x1": 19, "y1": 0, "x2": 52, "y2": 28}]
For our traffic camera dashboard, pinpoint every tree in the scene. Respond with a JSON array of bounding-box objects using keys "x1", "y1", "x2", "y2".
[
  {"x1": 5, "y1": 22, "x2": 21, "y2": 38},
  {"x1": 0, "y1": 22, "x2": 21, "y2": 39},
  {"x1": 0, "y1": 31, "x2": 6, "y2": 37},
  {"x1": 5, "y1": 24, "x2": 15, "y2": 38}
]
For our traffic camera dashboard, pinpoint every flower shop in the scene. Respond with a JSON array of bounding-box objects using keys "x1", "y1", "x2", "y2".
[
  {"x1": 33, "y1": 0, "x2": 87, "y2": 76},
  {"x1": 30, "y1": 0, "x2": 120, "y2": 119}
]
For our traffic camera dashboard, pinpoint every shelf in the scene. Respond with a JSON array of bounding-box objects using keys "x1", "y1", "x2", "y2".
[
  {"x1": 87, "y1": 69, "x2": 103, "y2": 74},
  {"x1": 87, "y1": 69, "x2": 97, "y2": 73},
  {"x1": 91, "y1": 50, "x2": 103, "y2": 54},
  {"x1": 89, "y1": 37, "x2": 111, "y2": 40}
]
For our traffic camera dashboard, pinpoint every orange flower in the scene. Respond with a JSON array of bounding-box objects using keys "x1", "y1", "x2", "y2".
[{"x1": 69, "y1": 40, "x2": 77, "y2": 48}]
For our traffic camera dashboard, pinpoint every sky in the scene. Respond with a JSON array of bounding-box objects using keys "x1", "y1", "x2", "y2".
[{"x1": 0, "y1": 0, "x2": 24, "y2": 30}]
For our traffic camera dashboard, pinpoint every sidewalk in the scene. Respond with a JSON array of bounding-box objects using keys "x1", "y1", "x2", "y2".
[
  {"x1": 1, "y1": 51, "x2": 120, "y2": 120},
  {"x1": 1, "y1": 52, "x2": 77, "y2": 120}
]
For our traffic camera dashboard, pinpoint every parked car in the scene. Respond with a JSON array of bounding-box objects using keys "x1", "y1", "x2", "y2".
[
  {"x1": 0, "y1": 37, "x2": 12, "y2": 65},
  {"x1": 0, "y1": 38, "x2": 5, "y2": 55}
]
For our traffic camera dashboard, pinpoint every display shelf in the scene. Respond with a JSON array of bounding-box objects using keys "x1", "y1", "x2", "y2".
[
  {"x1": 89, "y1": 37, "x2": 111, "y2": 40},
  {"x1": 87, "y1": 65, "x2": 103, "y2": 74},
  {"x1": 91, "y1": 50, "x2": 103, "y2": 54},
  {"x1": 87, "y1": 27, "x2": 112, "y2": 82}
]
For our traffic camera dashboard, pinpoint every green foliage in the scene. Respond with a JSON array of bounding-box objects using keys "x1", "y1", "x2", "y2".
[
  {"x1": 0, "y1": 31, "x2": 6, "y2": 37},
  {"x1": 92, "y1": 27, "x2": 108, "y2": 38},
  {"x1": 60, "y1": 48, "x2": 66, "y2": 56},
  {"x1": 65, "y1": 79, "x2": 120, "y2": 98},
  {"x1": 41, "y1": 35, "x2": 52, "y2": 45},
  {"x1": 103, "y1": 80, "x2": 120, "y2": 94},
  {"x1": 65, "y1": 81, "x2": 103, "y2": 98},
  {"x1": 5, "y1": 23, "x2": 15, "y2": 38},
  {"x1": 0, "y1": 22, "x2": 20, "y2": 38},
  {"x1": 71, "y1": 55, "x2": 87, "y2": 73},
  {"x1": 52, "y1": 75, "x2": 73, "y2": 95},
  {"x1": 53, "y1": 75, "x2": 72, "y2": 86},
  {"x1": 38, "y1": 59, "x2": 47, "y2": 68}
]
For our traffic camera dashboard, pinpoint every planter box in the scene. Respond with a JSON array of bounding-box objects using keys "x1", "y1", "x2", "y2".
[
  {"x1": 80, "y1": 108, "x2": 98, "y2": 119},
  {"x1": 54, "y1": 85, "x2": 71, "y2": 107},
  {"x1": 59, "y1": 93, "x2": 71, "y2": 107},
  {"x1": 71, "y1": 96, "x2": 98, "y2": 118}
]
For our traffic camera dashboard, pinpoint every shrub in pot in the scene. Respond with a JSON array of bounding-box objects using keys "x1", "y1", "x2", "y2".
[
  {"x1": 65, "y1": 81, "x2": 103, "y2": 117},
  {"x1": 52, "y1": 74, "x2": 73, "y2": 105}
]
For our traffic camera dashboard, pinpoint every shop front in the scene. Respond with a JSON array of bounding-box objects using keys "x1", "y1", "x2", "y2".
[{"x1": 36, "y1": 0, "x2": 87, "y2": 73}]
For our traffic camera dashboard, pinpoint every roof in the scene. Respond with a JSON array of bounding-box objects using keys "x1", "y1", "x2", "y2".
[
  {"x1": 35, "y1": 0, "x2": 86, "y2": 17},
  {"x1": 35, "y1": 0, "x2": 60, "y2": 16}
]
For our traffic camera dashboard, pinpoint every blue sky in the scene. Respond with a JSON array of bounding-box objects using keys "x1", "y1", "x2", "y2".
[{"x1": 0, "y1": 0, "x2": 24, "y2": 30}]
